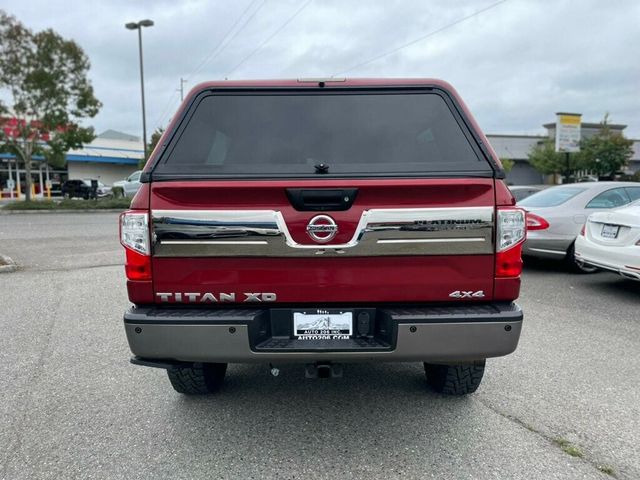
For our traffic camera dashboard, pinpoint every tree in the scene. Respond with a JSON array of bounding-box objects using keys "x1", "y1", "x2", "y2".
[
  {"x1": 500, "y1": 158, "x2": 515, "y2": 173},
  {"x1": 578, "y1": 114, "x2": 633, "y2": 178},
  {"x1": 140, "y1": 127, "x2": 164, "y2": 168},
  {"x1": 0, "y1": 11, "x2": 101, "y2": 201},
  {"x1": 528, "y1": 139, "x2": 584, "y2": 180}
]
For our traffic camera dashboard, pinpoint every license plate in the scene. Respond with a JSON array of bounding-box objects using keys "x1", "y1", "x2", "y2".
[
  {"x1": 601, "y1": 224, "x2": 619, "y2": 239},
  {"x1": 293, "y1": 311, "x2": 353, "y2": 340}
]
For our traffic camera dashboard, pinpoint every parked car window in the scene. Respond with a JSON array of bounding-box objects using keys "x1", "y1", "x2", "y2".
[
  {"x1": 518, "y1": 186, "x2": 585, "y2": 207},
  {"x1": 624, "y1": 187, "x2": 640, "y2": 202},
  {"x1": 128, "y1": 172, "x2": 141, "y2": 182},
  {"x1": 511, "y1": 188, "x2": 540, "y2": 201},
  {"x1": 586, "y1": 188, "x2": 631, "y2": 209}
]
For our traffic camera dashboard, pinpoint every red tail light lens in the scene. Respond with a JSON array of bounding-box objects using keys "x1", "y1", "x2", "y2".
[
  {"x1": 579, "y1": 224, "x2": 586, "y2": 236},
  {"x1": 120, "y1": 211, "x2": 151, "y2": 281},
  {"x1": 125, "y1": 248, "x2": 152, "y2": 281},
  {"x1": 496, "y1": 208, "x2": 526, "y2": 277},
  {"x1": 496, "y1": 242, "x2": 524, "y2": 277},
  {"x1": 526, "y1": 212, "x2": 550, "y2": 231}
]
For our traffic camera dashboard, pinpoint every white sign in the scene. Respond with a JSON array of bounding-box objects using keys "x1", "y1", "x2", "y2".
[
  {"x1": 555, "y1": 113, "x2": 581, "y2": 153},
  {"x1": 6, "y1": 179, "x2": 15, "y2": 190},
  {"x1": 293, "y1": 312, "x2": 353, "y2": 340},
  {"x1": 45, "y1": 180, "x2": 53, "y2": 189}
]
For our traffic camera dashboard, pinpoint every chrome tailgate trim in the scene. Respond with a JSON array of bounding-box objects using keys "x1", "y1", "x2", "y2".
[{"x1": 152, "y1": 207, "x2": 494, "y2": 257}]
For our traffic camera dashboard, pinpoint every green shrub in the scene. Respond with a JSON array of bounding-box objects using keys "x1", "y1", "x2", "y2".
[
  {"x1": 4, "y1": 197, "x2": 132, "y2": 210},
  {"x1": 111, "y1": 186, "x2": 124, "y2": 198}
]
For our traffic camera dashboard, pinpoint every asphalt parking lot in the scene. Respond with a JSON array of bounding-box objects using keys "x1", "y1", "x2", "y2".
[{"x1": 1, "y1": 212, "x2": 638, "y2": 480}]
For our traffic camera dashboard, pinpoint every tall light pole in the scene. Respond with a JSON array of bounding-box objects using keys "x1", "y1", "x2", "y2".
[{"x1": 125, "y1": 19, "x2": 154, "y2": 158}]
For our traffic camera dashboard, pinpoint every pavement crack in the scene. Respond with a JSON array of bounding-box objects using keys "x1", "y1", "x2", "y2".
[
  {"x1": 0, "y1": 283, "x2": 63, "y2": 478},
  {"x1": 12, "y1": 263, "x2": 122, "y2": 274},
  {"x1": 476, "y1": 397, "x2": 618, "y2": 478}
]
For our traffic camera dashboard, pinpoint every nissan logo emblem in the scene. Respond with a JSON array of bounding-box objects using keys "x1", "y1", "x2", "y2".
[{"x1": 306, "y1": 215, "x2": 338, "y2": 243}]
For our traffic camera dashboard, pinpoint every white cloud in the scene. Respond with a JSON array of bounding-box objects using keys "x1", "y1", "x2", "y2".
[{"x1": 2, "y1": 0, "x2": 639, "y2": 138}]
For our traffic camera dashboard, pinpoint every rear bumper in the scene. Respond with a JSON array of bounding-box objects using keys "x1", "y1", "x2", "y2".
[
  {"x1": 522, "y1": 235, "x2": 573, "y2": 259},
  {"x1": 124, "y1": 303, "x2": 523, "y2": 364},
  {"x1": 575, "y1": 236, "x2": 640, "y2": 281}
]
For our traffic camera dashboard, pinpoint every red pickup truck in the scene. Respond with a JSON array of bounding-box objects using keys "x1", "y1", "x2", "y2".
[{"x1": 120, "y1": 78, "x2": 525, "y2": 396}]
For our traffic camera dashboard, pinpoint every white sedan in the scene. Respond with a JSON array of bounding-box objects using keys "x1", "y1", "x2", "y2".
[{"x1": 575, "y1": 200, "x2": 640, "y2": 281}]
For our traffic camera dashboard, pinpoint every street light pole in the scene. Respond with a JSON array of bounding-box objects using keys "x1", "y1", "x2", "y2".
[
  {"x1": 126, "y1": 19, "x2": 154, "y2": 159},
  {"x1": 178, "y1": 77, "x2": 187, "y2": 101}
]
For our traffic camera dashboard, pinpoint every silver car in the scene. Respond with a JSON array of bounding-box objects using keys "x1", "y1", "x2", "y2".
[
  {"x1": 518, "y1": 182, "x2": 640, "y2": 271},
  {"x1": 113, "y1": 170, "x2": 142, "y2": 197},
  {"x1": 508, "y1": 185, "x2": 543, "y2": 202}
]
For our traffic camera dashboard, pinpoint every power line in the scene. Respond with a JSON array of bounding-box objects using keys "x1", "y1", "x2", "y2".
[
  {"x1": 225, "y1": 0, "x2": 313, "y2": 78},
  {"x1": 332, "y1": 0, "x2": 509, "y2": 76},
  {"x1": 187, "y1": 0, "x2": 267, "y2": 80},
  {"x1": 151, "y1": 0, "x2": 266, "y2": 131},
  {"x1": 152, "y1": 90, "x2": 180, "y2": 131}
]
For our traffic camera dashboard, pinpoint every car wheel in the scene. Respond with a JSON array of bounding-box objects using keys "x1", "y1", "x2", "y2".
[
  {"x1": 567, "y1": 243, "x2": 598, "y2": 274},
  {"x1": 166, "y1": 362, "x2": 227, "y2": 395},
  {"x1": 424, "y1": 360, "x2": 485, "y2": 395}
]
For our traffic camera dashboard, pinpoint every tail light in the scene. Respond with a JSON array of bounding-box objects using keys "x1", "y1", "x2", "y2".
[
  {"x1": 579, "y1": 224, "x2": 586, "y2": 236},
  {"x1": 526, "y1": 212, "x2": 550, "y2": 231},
  {"x1": 496, "y1": 207, "x2": 526, "y2": 277},
  {"x1": 120, "y1": 211, "x2": 151, "y2": 281}
]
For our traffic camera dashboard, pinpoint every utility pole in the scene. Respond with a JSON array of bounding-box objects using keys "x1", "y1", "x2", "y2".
[
  {"x1": 178, "y1": 77, "x2": 187, "y2": 101},
  {"x1": 125, "y1": 19, "x2": 154, "y2": 158}
]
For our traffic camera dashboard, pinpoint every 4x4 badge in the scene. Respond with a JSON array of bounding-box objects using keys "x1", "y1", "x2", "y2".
[
  {"x1": 306, "y1": 215, "x2": 338, "y2": 243},
  {"x1": 449, "y1": 290, "x2": 485, "y2": 299}
]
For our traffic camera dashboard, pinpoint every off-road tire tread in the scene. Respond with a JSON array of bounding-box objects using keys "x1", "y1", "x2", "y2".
[
  {"x1": 424, "y1": 360, "x2": 485, "y2": 395},
  {"x1": 167, "y1": 362, "x2": 227, "y2": 395}
]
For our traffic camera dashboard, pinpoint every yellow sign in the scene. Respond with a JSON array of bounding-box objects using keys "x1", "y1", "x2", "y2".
[
  {"x1": 558, "y1": 114, "x2": 581, "y2": 125},
  {"x1": 555, "y1": 112, "x2": 582, "y2": 153}
]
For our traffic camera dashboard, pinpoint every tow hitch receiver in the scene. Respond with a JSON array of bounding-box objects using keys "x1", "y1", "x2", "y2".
[{"x1": 305, "y1": 362, "x2": 343, "y2": 379}]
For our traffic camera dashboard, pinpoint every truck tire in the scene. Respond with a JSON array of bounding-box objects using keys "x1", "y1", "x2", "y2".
[
  {"x1": 424, "y1": 360, "x2": 485, "y2": 395},
  {"x1": 166, "y1": 362, "x2": 227, "y2": 395}
]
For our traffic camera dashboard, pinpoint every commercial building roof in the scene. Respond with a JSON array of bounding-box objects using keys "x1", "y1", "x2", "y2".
[{"x1": 66, "y1": 130, "x2": 144, "y2": 165}]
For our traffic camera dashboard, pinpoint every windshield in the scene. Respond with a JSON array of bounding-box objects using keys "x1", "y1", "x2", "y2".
[
  {"x1": 518, "y1": 186, "x2": 586, "y2": 208},
  {"x1": 155, "y1": 92, "x2": 492, "y2": 177}
]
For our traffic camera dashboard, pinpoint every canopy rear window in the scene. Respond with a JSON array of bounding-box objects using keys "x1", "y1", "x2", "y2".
[{"x1": 154, "y1": 91, "x2": 492, "y2": 178}]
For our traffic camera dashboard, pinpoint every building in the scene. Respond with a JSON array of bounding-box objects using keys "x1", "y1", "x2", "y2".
[
  {"x1": 1, "y1": 129, "x2": 142, "y2": 198},
  {"x1": 66, "y1": 129, "x2": 143, "y2": 185},
  {"x1": 488, "y1": 121, "x2": 640, "y2": 185}
]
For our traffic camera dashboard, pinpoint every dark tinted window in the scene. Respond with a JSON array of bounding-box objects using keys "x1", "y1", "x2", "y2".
[
  {"x1": 156, "y1": 93, "x2": 490, "y2": 177},
  {"x1": 518, "y1": 186, "x2": 586, "y2": 207},
  {"x1": 586, "y1": 188, "x2": 630, "y2": 208}
]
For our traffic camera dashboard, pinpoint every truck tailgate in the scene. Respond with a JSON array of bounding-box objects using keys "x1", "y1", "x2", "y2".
[{"x1": 149, "y1": 178, "x2": 495, "y2": 304}]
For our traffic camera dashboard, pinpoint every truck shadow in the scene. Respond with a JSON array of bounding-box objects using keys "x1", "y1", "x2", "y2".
[{"x1": 161, "y1": 362, "x2": 481, "y2": 471}]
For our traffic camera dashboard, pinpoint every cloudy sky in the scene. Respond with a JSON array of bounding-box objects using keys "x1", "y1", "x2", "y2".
[{"x1": 2, "y1": 0, "x2": 639, "y2": 139}]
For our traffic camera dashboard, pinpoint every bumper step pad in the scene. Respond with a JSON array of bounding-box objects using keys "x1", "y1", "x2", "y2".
[{"x1": 255, "y1": 336, "x2": 390, "y2": 352}]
